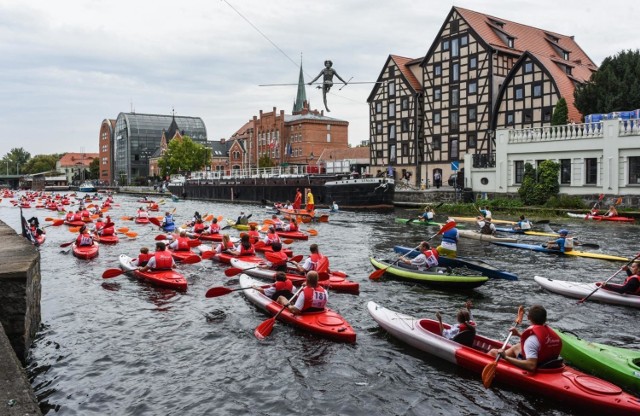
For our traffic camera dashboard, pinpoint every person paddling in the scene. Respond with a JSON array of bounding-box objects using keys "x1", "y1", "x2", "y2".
[
  {"x1": 139, "y1": 241, "x2": 176, "y2": 272},
  {"x1": 513, "y1": 215, "x2": 532, "y2": 231},
  {"x1": 477, "y1": 216, "x2": 496, "y2": 235},
  {"x1": 600, "y1": 259, "x2": 640, "y2": 295},
  {"x1": 252, "y1": 271, "x2": 294, "y2": 304},
  {"x1": 400, "y1": 241, "x2": 439, "y2": 271},
  {"x1": 76, "y1": 225, "x2": 94, "y2": 247},
  {"x1": 162, "y1": 211, "x2": 176, "y2": 232},
  {"x1": 436, "y1": 218, "x2": 459, "y2": 258},
  {"x1": 418, "y1": 206, "x2": 435, "y2": 222},
  {"x1": 436, "y1": 300, "x2": 476, "y2": 340},
  {"x1": 295, "y1": 244, "x2": 329, "y2": 274},
  {"x1": 545, "y1": 229, "x2": 573, "y2": 252},
  {"x1": 604, "y1": 205, "x2": 618, "y2": 217},
  {"x1": 286, "y1": 271, "x2": 328, "y2": 314}
]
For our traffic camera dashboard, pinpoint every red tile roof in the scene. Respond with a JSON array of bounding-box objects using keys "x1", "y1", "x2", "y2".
[
  {"x1": 58, "y1": 152, "x2": 99, "y2": 168},
  {"x1": 390, "y1": 55, "x2": 422, "y2": 91}
]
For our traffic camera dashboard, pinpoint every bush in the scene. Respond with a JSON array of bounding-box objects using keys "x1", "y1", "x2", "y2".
[
  {"x1": 544, "y1": 195, "x2": 587, "y2": 209},
  {"x1": 517, "y1": 161, "x2": 560, "y2": 205}
]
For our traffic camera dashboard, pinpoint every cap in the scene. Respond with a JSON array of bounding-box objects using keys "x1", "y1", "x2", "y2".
[{"x1": 558, "y1": 229, "x2": 568, "y2": 236}]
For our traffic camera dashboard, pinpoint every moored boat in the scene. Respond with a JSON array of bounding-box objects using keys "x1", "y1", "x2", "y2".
[
  {"x1": 78, "y1": 182, "x2": 97, "y2": 193},
  {"x1": 367, "y1": 301, "x2": 640, "y2": 416},
  {"x1": 119, "y1": 254, "x2": 187, "y2": 291},
  {"x1": 369, "y1": 257, "x2": 488, "y2": 289},
  {"x1": 239, "y1": 274, "x2": 356, "y2": 343},
  {"x1": 533, "y1": 276, "x2": 640, "y2": 308},
  {"x1": 492, "y1": 242, "x2": 628, "y2": 262}
]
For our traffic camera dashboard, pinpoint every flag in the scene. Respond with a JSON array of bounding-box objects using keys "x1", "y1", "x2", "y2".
[
  {"x1": 287, "y1": 143, "x2": 293, "y2": 156},
  {"x1": 20, "y1": 208, "x2": 38, "y2": 246}
]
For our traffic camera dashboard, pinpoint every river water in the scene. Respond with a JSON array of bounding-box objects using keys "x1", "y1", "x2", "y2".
[{"x1": 1, "y1": 196, "x2": 638, "y2": 415}]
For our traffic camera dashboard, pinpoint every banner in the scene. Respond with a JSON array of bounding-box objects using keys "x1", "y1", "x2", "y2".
[{"x1": 20, "y1": 208, "x2": 38, "y2": 246}]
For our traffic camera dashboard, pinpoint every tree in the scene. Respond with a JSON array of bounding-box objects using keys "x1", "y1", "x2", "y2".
[
  {"x1": 158, "y1": 136, "x2": 210, "y2": 177},
  {"x1": 1, "y1": 148, "x2": 31, "y2": 175},
  {"x1": 258, "y1": 155, "x2": 275, "y2": 168},
  {"x1": 551, "y1": 98, "x2": 568, "y2": 125},
  {"x1": 574, "y1": 49, "x2": 640, "y2": 117},
  {"x1": 89, "y1": 158, "x2": 100, "y2": 179},
  {"x1": 22, "y1": 154, "x2": 60, "y2": 174},
  {"x1": 517, "y1": 160, "x2": 560, "y2": 205}
]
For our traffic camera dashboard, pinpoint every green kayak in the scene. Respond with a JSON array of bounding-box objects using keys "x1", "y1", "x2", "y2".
[
  {"x1": 556, "y1": 328, "x2": 640, "y2": 394},
  {"x1": 369, "y1": 257, "x2": 488, "y2": 289},
  {"x1": 395, "y1": 218, "x2": 466, "y2": 228}
]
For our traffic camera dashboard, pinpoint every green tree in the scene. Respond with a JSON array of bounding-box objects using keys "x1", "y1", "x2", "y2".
[
  {"x1": 258, "y1": 155, "x2": 275, "y2": 168},
  {"x1": 158, "y1": 136, "x2": 210, "y2": 177},
  {"x1": 517, "y1": 160, "x2": 560, "y2": 205},
  {"x1": 574, "y1": 49, "x2": 640, "y2": 117},
  {"x1": 1, "y1": 148, "x2": 31, "y2": 175},
  {"x1": 551, "y1": 98, "x2": 568, "y2": 125},
  {"x1": 89, "y1": 158, "x2": 100, "y2": 179},
  {"x1": 22, "y1": 154, "x2": 60, "y2": 174}
]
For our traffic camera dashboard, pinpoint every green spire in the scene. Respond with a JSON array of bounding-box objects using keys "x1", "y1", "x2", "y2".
[{"x1": 293, "y1": 58, "x2": 307, "y2": 113}]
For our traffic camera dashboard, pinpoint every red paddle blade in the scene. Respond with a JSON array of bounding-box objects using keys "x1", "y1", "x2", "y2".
[
  {"x1": 224, "y1": 267, "x2": 243, "y2": 277},
  {"x1": 290, "y1": 255, "x2": 303, "y2": 263},
  {"x1": 205, "y1": 286, "x2": 233, "y2": 298},
  {"x1": 332, "y1": 270, "x2": 347, "y2": 277},
  {"x1": 149, "y1": 217, "x2": 161, "y2": 227},
  {"x1": 201, "y1": 251, "x2": 215, "y2": 260},
  {"x1": 52, "y1": 219, "x2": 65, "y2": 226},
  {"x1": 438, "y1": 221, "x2": 456, "y2": 235},
  {"x1": 369, "y1": 268, "x2": 386, "y2": 280},
  {"x1": 254, "y1": 317, "x2": 276, "y2": 340},
  {"x1": 60, "y1": 240, "x2": 75, "y2": 248},
  {"x1": 102, "y1": 268, "x2": 126, "y2": 278},
  {"x1": 282, "y1": 239, "x2": 294, "y2": 244},
  {"x1": 481, "y1": 362, "x2": 497, "y2": 388},
  {"x1": 182, "y1": 255, "x2": 201, "y2": 264},
  {"x1": 155, "y1": 234, "x2": 167, "y2": 241}
]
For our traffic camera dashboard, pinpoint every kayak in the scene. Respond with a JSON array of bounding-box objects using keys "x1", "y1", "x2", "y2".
[
  {"x1": 197, "y1": 233, "x2": 224, "y2": 242},
  {"x1": 253, "y1": 242, "x2": 293, "y2": 257},
  {"x1": 137, "y1": 199, "x2": 154, "y2": 203},
  {"x1": 458, "y1": 229, "x2": 517, "y2": 243},
  {"x1": 393, "y1": 246, "x2": 518, "y2": 280},
  {"x1": 395, "y1": 218, "x2": 443, "y2": 226},
  {"x1": 225, "y1": 219, "x2": 250, "y2": 231},
  {"x1": 276, "y1": 208, "x2": 315, "y2": 218},
  {"x1": 239, "y1": 274, "x2": 356, "y2": 343},
  {"x1": 93, "y1": 232, "x2": 119, "y2": 244},
  {"x1": 119, "y1": 254, "x2": 187, "y2": 291},
  {"x1": 367, "y1": 301, "x2": 640, "y2": 416},
  {"x1": 533, "y1": 276, "x2": 640, "y2": 308},
  {"x1": 492, "y1": 242, "x2": 628, "y2": 262},
  {"x1": 568, "y1": 212, "x2": 635, "y2": 223},
  {"x1": 450, "y1": 216, "x2": 515, "y2": 225},
  {"x1": 135, "y1": 217, "x2": 150, "y2": 224},
  {"x1": 494, "y1": 227, "x2": 558, "y2": 237},
  {"x1": 369, "y1": 257, "x2": 488, "y2": 289},
  {"x1": 276, "y1": 230, "x2": 308, "y2": 240},
  {"x1": 231, "y1": 258, "x2": 360, "y2": 294},
  {"x1": 72, "y1": 244, "x2": 99, "y2": 260},
  {"x1": 64, "y1": 220, "x2": 86, "y2": 227},
  {"x1": 555, "y1": 328, "x2": 640, "y2": 394},
  {"x1": 169, "y1": 249, "x2": 198, "y2": 262}
]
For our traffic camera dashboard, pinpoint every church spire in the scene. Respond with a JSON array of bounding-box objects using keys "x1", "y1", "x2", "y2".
[{"x1": 292, "y1": 54, "x2": 307, "y2": 114}]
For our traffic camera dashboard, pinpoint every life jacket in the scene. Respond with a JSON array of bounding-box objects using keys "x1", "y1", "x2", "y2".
[
  {"x1": 194, "y1": 223, "x2": 205, "y2": 233},
  {"x1": 422, "y1": 248, "x2": 439, "y2": 268},
  {"x1": 520, "y1": 325, "x2": 562, "y2": 366},
  {"x1": 310, "y1": 253, "x2": 329, "y2": 273},
  {"x1": 622, "y1": 275, "x2": 640, "y2": 295},
  {"x1": 101, "y1": 226, "x2": 114, "y2": 236},
  {"x1": 302, "y1": 286, "x2": 327, "y2": 311},
  {"x1": 563, "y1": 237, "x2": 574, "y2": 250},
  {"x1": 77, "y1": 232, "x2": 93, "y2": 246},
  {"x1": 273, "y1": 219, "x2": 284, "y2": 230},
  {"x1": 177, "y1": 236, "x2": 190, "y2": 251},
  {"x1": 154, "y1": 250, "x2": 174, "y2": 270},
  {"x1": 248, "y1": 230, "x2": 260, "y2": 239},
  {"x1": 209, "y1": 223, "x2": 220, "y2": 234},
  {"x1": 265, "y1": 233, "x2": 280, "y2": 245},
  {"x1": 66, "y1": 212, "x2": 74, "y2": 221},
  {"x1": 287, "y1": 222, "x2": 298, "y2": 231},
  {"x1": 138, "y1": 210, "x2": 149, "y2": 218},
  {"x1": 73, "y1": 213, "x2": 82, "y2": 221},
  {"x1": 441, "y1": 228, "x2": 458, "y2": 244},
  {"x1": 220, "y1": 240, "x2": 236, "y2": 251},
  {"x1": 137, "y1": 252, "x2": 153, "y2": 267},
  {"x1": 273, "y1": 279, "x2": 293, "y2": 293},
  {"x1": 480, "y1": 222, "x2": 493, "y2": 235},
  {"x1": 80, "y1": 210, "x2": 90, "y2": 218},
  {"x1": 164, "y1": 215, "x2": 175, "y2": 226},
  {"x1": 95, "y1": 221, "x2": 105, "y2": 231},
  {"x1": 458, "y1": 322, "x2": 476, "y2": 332},
  {"x1": 269, "y1": 251, "x2": 289, "y2": 269},
  {"x1": 519, "y1": 220, "x2": 532, "y2": 230},
  {"x1": 239, "y1": 242, "x2": 255, "y2": 256}
]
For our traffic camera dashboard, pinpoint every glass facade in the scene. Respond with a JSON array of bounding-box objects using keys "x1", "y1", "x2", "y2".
[{"x1": 113, "y1": 113, "x2": 207, "y2": 184}]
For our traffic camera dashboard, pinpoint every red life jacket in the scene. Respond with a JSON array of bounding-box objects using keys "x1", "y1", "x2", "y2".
[
  {"x1": 248, "y1": 230, "x2": 260, "y2": 239},
  {"x1": 302, "y1": 286, "x2": 327, "y2": 311},
  {"x1": 270, "y1": 251, "x2": 289, "y2": 268},
  {"x1": 310, "y1": 253, "x2": 329, "y2": 273},
  {"x1": 73, "y1": 213, "x2": 82, "y2": 221},
  {"x1": 421, "y1": 248, "x2": 439, "y2": 268},
  {"x1": 239, "y1": 243, "x2": 255, "y2": 256},
  {"x1": 101, "y1": 226, "x2": 114, "y2": 236},
  {"x1": 177, "y1": 237, "x2": 190, "y2": 251},
  {"x1": 81, "y1": 210, "x2": 90, "y2": 218},
  {"x1": 274, "y1": 279, "x2": 293, "y2": 293},
  {"x1": 194, "y1": 223, "x2": 205, "y2": 233},
  {"x1": 265, "y1": 233, "x2": 280, "y2": 245},
  {"x1": 623, "y1": 275, "x2": 640, "y2": 295},
  {"x1": 76, "y1": 232, "x2": 93, "y2": 246},
  {"x1": 65, "y1": 212, "x2": 74, "y2": 221},
  {"x1": 209, "y1": 224, "x2": 220, "y2": 233},
  {"x1": 520, "y1": 325, "x2": 562, "y2": 366},
  {"x1": 288, "y1": 222, "x2": 298, "y2": 231},
  {"x1": 138, "y1": 252, "x2": 153, "y2": 266},
  {"x1": 154, "y1": 250, "x2": 173, "y2": 270},
  {"x1": 95, "y1": 221, "x2": 105, "y2": 231},
  {"x1": 221, "y1": 240, "x2": 236, "y2": 251}
]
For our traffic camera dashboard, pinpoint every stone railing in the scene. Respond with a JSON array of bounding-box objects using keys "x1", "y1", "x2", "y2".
[{"x1": 508, "y1": 122, "x2": 604, "y2": 143}]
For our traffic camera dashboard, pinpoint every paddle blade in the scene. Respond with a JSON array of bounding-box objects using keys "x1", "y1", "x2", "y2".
[
  {"x1": 126, "y1": 231, "x2": 138, "y2": 238},
  {"x1": 182, "y1": 255, "x2": 201, "y2": 264},
  {"x1": 59, "y1": 240, "x2": 75, "y2": 248},
  {"x1": 306, "y1": 229, "x2": 318, "y2": 236},
  {"x1": 254, "y1": 317, "x2": 276, "y2": 340},
  {"x1": 69, "y1": 227, "x2": 80, "y2": 233},
  {"x1": 201, "y1": 250, "x2": 215, "y2": 260},
  {"x1": 515, "y1": 306, "x2": 525, "y2": 325},
  {"x1": 117, "y1": 227, "x2": 129, "y2": 233},
  {"x1": 102, "y1": 268, "x2": 126, "y2": 279},
  {"x1": 149, "y1": 217, "x2": 161, "y2": 227},
  {"x1": 264, "y1": 219, "x2": 274, "y2": 225},
  {"x1": 369, "y1": 268, "x2": 386, "y2": 280},
  {"x1": 52, "y1": 219, "x2": 64, "y2": 226},
  {"x1": 224, "y1": 267, "x2": 243, "y2": 277},
  {"x1": 282, "y1": 239, "x2": 294, "y2": 245},
  {"x1": 290, "y1": 255, "x2": 303, "y2": 263},
  {"x1": 481, "y1": 362, "x2": 497, "y2": 388},
  {"x1": 45, "y1": 217, "x2": 54, "y2": 221},
  {"x1": 204, "y1": 214, "x2": 214, "y2": 222},
  {"x1": 205, "y1": 286, "x2": 234, "y2": 298},
  {"x1": 155, "y1": 234, "x2": 167, "y2": 241},
  {"x1": 120, "y1": 216, "x2": 133, "y2": 221}
]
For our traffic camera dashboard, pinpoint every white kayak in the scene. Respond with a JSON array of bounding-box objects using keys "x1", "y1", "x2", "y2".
[
  {"x1": 458, "y1": 229, "x2": 517, "y2": 243},
  {"x1": 567, "y1": 212, "x2": 588, "y2": 219},
  {"x1": 534, "y1": 276, "x2": 640, "y2": 308}
]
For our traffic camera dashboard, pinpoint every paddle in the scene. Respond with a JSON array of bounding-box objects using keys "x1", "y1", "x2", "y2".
[
  {"x1": 121, "y1": 216, "x2": 134, "y2": 221},
  {"x1": 369, "y1": 221, "x2": 457, "y2": 280},
  {"x1": 43, "y1": 219, "x2": 65, "y2": 228},
  {"x1": 205, "y1": 285, "x2": 268, "y2": 298},
  {"x1": 306, "y1": 229, "x2": 318, "y2": 236},
  {"x1": 149, "y1": 217, "x2": 161, "y2": 227},
  {"x1": 481, "y1": 306, "x2": 525, "y2": 388},
  {"x1": 254, "y1": 285, "x2": 305, "y2": 340},
  {"x1": 125, "y1": 231, "x2": 138, "y2": 238},
  {"x1": 102, "y1": 268, "x2": 127, "y2": 279},
  {"x1": 117, "y1": 227, "x2": 129, "y2": 233},
  {"x1": 60, "y1": 239, "x2": 79, "y2": 248},
  {"x1": 264, "y1": 252, "x2": 304, "y2": 264},
  {"x1": 577, "y1": 252, "x2": 640, "y2": 304}
]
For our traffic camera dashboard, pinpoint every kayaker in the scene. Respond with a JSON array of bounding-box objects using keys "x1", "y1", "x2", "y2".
[
  {"x1": 247, "y1": 224, "x2": 260, "y2": 241},
  {"x1": 271, "y1": 214, "x2": 284, "y2": 230},
  {"x1": 400, "y1": 241, "x2": 439, "y2": 271},
  {"x1": 418, "y1": 206, "x2": 435, "y2": 222},
  {"x1": 133, "y1": 247, "x2": 152, "y2": 267},
  {"x1": 477, "y1": 216, "x2": 496, "y2": 235},
  {"x1": 286, "y1": 271, "x2": 328, "y2": 314},
  {"x1": 545, "y1": 229, "x2": 573, "y2": 252},
  {"x1": 252, "y1": 271, "x2": 294, "y2": 303},
  {"x1": 28, "y1": 217, "x2": 45, "y2": 238},
  {"x1": 293, "y1": 188, "x2": 302, "y2": 210},
  {"x1": 435, "y1": 300, "x2": 475, "y2": 340},
  {"x1": 231, "y1": 234, "x2": 255, "y2": 257},
  {"x1": 169, "y1": 231, "x2": 191, "y2": 251},
  {"x1": 215, "y1": 234, "x2": 237, "y2": 253},
  {"x1": 489, "y1": 305, "x2": 562, "y2": 372},
  {"x1": 605, "y1": 205, "x2": 618, "y2": 217},
  {"x1": 305, "y1": 188, "x2": 315, "y2": 212},
  {"x1": 193, "y1": 218, "x2": 207, "y2": 234},
  {"x1": 139, "y1": 241, "x2": 176, "y2": 271},
  {"x1": 296, "y1": 244, "x2": 330, "y2": 273},
  {"x1": 208, "y1": 218, "x2": 221, "y2": 235},
  {"x1": 75, "y1": 225, "x2": 94, "y2": 247},
  {"x1": 437, "y1": 219, "x2": 459, "y2": 258},
  {"x1": 262, "y1": 227, "x2": 281, "y2": 246},
  {"x1": 237, "y1": 212, "x2": 248, "y2": 225},
  {"x1": 137, "y1": 207, "x2": 149, "y2": 219},
  {"x1": 600, "y1": 260, "x2": 640, "y2": 295},
  {"x1": 260, "y1": 242, "x2": 288, "y2": 272},
  {"x1": 191, "y1": 211, "x2": 202, "y2": 225},
  {"x1": 162, "y1": 211, "x2": 176, "y2": 232},
  {"x1": 513, "y1": 215, "x2": 532, "y2": 231},
  {"x1": 330, "y1": 201, "x2": 339, "y2": 212},
  {"x1": 283, "y1": 218, "x2": 298, "y2": 232},
  {"x1": 480, "y1": 206, "x2": 492, "y2": 219}
]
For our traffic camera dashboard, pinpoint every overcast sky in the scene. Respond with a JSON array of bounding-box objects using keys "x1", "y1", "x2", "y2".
[{"x1": 0, "y1": 0, "x2": 637, "y2": 158}]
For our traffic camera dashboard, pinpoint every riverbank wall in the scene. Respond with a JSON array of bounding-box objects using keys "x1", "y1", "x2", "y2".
[{"x1": 0, "y1": 220, "x2": 42, "y2": 415}]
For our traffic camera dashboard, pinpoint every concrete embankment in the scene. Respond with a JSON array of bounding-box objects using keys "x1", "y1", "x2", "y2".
[{"x1": 0, "y1": 220, "x2": 42, "y2": 415}]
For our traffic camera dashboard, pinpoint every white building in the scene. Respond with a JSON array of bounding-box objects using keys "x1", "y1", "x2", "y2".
[{"x1": 465, "y1": 119, "x2": 640, "y2": 195}]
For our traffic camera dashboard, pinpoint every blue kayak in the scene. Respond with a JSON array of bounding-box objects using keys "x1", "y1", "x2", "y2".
[
  {"x1": 494, "y1": 227, "x2": 558, "y2": 237},
  {"x1": 393, "y1": 245, "x2": 518, "y2": 281},
  {"x1": 491, "y1": 242, "x2": 628, "y2": 262}
]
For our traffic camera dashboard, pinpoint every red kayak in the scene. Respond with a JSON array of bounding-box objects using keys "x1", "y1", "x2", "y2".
[
  {"x1": 197, "y1": 233, "x2": 224, "y2": 242},
  {"x1": 240, "y1": 274, "x2": 356, "y2": 343},
  {"x1": 169, "y1": 249, "x2": 198, "y2": 262},
  {"x1": 587, "y1": 214, "x2": 635, "y2": 222},
  {"x1": 119, "y1": 255, "x2": 187, "y2": 291},
  {"x1": 135, "y1": 217, "x2": 150, "y2": 224},
  {"x1": 93, "y1": 233, "x2": 119, "y2": 244},
  {"x1": 368, "y1": 301, "x2": 640, "y2": 416},
  {"x1": 72, "y1": 244, "x2": 99, "y2": 260},
  {"x1": 231, "y1": 258, "x2": 359, "y2": 294},
  {"x1": 65, "y1": 220, "x2": 87, "y2": 227},
  {"x1": 254, "y1": 243, "x2": 293, "y2": 257},
  {"x1": 276, "y1": 230, "x2": 308, "y2": 240},
  {"x1": 209, "y1": 252, "x2": 263, "y2": 265}
]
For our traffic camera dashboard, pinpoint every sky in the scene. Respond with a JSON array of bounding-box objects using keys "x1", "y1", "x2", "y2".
[{"x1": 0, "y1": 0, "x2": 638, "y2": 158}]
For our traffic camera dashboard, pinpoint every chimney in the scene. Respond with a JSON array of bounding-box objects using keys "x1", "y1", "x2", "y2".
[{"x1": 220, "y1": 138, "x2": 226, "y2": 144}]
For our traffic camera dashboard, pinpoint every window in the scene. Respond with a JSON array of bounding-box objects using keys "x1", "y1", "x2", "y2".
[
  {"x1": 433, "y1": 112, "x2": 441, "y2": 125},
  {"x1": 388, "y1": 102, "x2": 396, "y2": 118},
  {"x1": 451, "y1": 63, "x2": 460, "y2": 82},
  {"x1": 514, "y1": 161, "x2": 524, "y2": 184},
  {"x1": 543, "y1": 107, "x2": 552, "y2": 122},
  {"x1": 563, "y1": 51, "x2": 570, "y2": 60},
  {"x1": 327, "y1": 133, "x2": 331, "y2": 143},
  {"x1": 442, "y1": 39, "x2": 450, "y2": 50},
  {"x1": 450, "y1": 138, "x2": 459, "y2": 160},
  {"x1": 450, "y1": 111, "x2": 459, "y2": 132},
  {"x1": 376, "y1": 123, "x2": 382, "y2": 134},
  {"x1": 452, "y1": 38, "x2": 459, "y2": 57},
  {"x1": 451, "y1": 88, "x2": 459, "y2": 106},
  {"x1": 560, "y1": 159, "x2": 571, "y2": 184},
  {"x1": 388, "y1": 124, "x2": 396, "y2": 140},
  {"x1": 401, "y1": 143, "x2": 409, "y2": 156},
  {"x1": 388, "y1": 81, "x2": 395, "y2": 96},
  {"x1": 515, "y1": 86, "x2": 524, "y2": 100},
  {"x1": 468, "y1": 134, "x2": 477, "y2": 148},
  {"x1": 629, "y1": 156, "x2": 640, "y2": 184},
  {"x1": 585, "y1": 158, "x2": 598, "y2": 184},
  {"x1": 434, "y1": 64, "x2": 442, "y2": 77},
  {"x1": 524, "y1": 62, "x2": 533, "y2": 73},
  {"x1": 401, "y1": 118, "x2": 409, "y2": 132},
  {"x1": 506, "y1": 112, "x2": 515, "y2": 125},
  {"x1": 468, "y1": 81, "x2": 477, "y2": 94},
  {"x1": 468, "y1": 106, "x2": 477, "y2": 121},
  {"x1": 432, "y1": 135, "x2": 441, "y2": 150},
  {"x1": 533, "y1": 82, "x2": 542, "y2": 97},
  {"x1": 469, "y1": 55, "x2": 477, "y2": 69},
  {"x1": 460, "y1": 35, "x2": 468, "y2": 46},
  {"x1": 565, "y1": 66, "x2": 572, "y2": 75},
  {"x1": 389, "y1": 67, "x2": 395, "y2": 77},
  {"x1": 434, "y1": 88, "x2": 441, "y2": 100},
  {"x1": 451, "y1": 19, "x2": 459, "y2": 33},
  {"x1": 375, "y1": 102, "x2": 382, "y2": 113},
  {"x1": 389, "y1": 144, "x2": 396, "y2": 162},
  {"x1": 401, "y1": 97, "x2": 409, "y2": 110},
  {"x1": 523, "y1": 109, "x2": 532, "y2": 124},
  {"x1": 507, "y1": 37, "x2": 514, "y2": 48}
]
